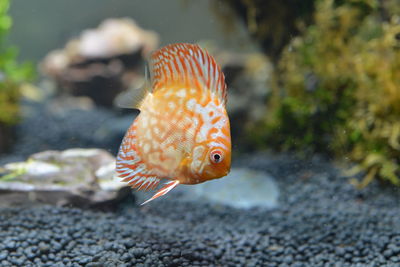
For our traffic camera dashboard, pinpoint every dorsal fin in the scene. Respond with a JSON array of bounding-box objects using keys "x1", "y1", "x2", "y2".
[{"x1": 149, "y1": 43, "x2": 227, "y2": 104}]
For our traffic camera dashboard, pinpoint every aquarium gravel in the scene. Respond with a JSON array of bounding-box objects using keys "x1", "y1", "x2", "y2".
[{"x1": 0, "y1": 153, "x2": 399, "y2": 266}]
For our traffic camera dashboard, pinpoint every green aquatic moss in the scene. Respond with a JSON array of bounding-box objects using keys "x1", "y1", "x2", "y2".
[
  {"x1": 0, "y1": 0, "x2": 34, "y2": 126},
  {"x1": 257, "y1": 0, "x2": 400, "y2": 186}
]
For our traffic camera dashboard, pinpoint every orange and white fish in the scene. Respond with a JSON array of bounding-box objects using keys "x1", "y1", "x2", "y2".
[{"x1": 115, "y1": 43, "x2": 231, "y2": 205}]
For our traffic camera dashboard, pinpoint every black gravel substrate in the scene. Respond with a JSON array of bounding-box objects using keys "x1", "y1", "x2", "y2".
[
  {"x1": 0, "y1": 154, "x2": 399, "y2": 267},
  {"x1": 1, "y1": 101, "x2": 400, "y2": 266}
]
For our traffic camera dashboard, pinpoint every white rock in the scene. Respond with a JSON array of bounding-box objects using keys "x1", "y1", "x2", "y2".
[
  {"x1": 41, "y1": 18, "x2": 159, "y2": 76},
  {"x1": 183, "y1": 168, "x2": 279, "y2": 209},
  {"x1": 4, "y1": 161, "x2": 60, "y2": 177},
  {"x1": 79, "y1": 18, "x2": 158, "y2": 58},
  {"x1": 0, "y1": 148, "x2": 129, "y2": 208}
]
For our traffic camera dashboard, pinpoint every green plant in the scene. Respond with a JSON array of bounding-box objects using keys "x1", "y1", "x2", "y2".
[
  {"x1": 0, "y1": 0, "x2": 34, "y2": 152},
  {"x1": 0, "y1": 0, "x2": 34, "y2": 125},
  {"x1": 256, "y1": 0, "x2": 400, "y2": 186}
]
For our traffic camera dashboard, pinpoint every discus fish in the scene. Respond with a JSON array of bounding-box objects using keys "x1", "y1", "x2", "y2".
[{"x1": 116, "y1": 43, "x2": 231, "y2": 205}]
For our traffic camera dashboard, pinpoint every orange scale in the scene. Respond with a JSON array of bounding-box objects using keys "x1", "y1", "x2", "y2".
[
  {"x1": 206, "y1": 127, "x2": 219, "y2": 139},
  {"x1": 211, "y1": 116, "x2": 222, "y2": 125}
]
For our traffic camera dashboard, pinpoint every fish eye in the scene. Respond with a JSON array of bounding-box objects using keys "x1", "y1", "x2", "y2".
[{"x1": 210, "y1": 150, "x2": 223, "y2": 164}]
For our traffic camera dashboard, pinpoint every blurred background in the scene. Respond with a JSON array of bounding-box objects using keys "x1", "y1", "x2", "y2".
[
  {"x1": 1, "y1": 1, "x2": 400, "y2": 265},
  {"x1": 1, "y1": 0, "x2": 400, "y2": 188}
]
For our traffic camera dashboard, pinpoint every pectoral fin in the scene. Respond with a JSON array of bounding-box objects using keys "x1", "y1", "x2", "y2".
[{"x1": 114, "y1": 66, "x2": 151, "y2": 109}]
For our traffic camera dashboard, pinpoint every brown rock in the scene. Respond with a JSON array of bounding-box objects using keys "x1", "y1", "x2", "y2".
[{"x1": 41, "y1": 18, "x2": 159, "y2": 107}]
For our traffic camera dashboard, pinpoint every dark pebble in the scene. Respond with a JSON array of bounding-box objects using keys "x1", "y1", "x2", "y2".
[{"x1": 0, "y1": 251, "x2": 8, "y2": 261}]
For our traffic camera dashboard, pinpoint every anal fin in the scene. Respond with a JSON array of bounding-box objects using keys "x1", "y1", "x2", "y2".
[{"x1": 141, "y1": 180, "x2": 180, "y2": 205}]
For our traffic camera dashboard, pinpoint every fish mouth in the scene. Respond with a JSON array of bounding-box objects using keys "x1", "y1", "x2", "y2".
[
  {"x1": 200, "y1": 163, "x2": 230, "y2": 181},
  {"x1": 220, "y1": 164, "x2": 231, "y2": 177},
  {"x1": 224, "y1": 169, "x2": 230, "y2": 177},
  {"x1": 210, "y1": 169, "x2": 230, "y2": 179}
]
